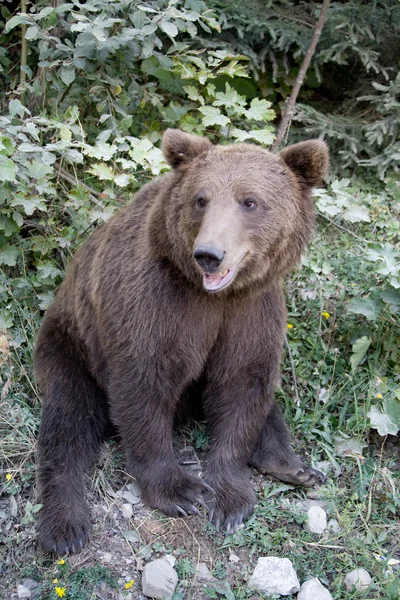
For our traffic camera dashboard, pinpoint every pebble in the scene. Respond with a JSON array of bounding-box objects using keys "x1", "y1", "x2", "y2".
[
  {"x1": 344, "y1": 568, "x2": 371, "y2": 591},
  {"x1": 248, "y1": 556, "x2": 300, "y2": 596},
  {"x1": 102, "y1": 552, "x2": 112, "y2": 563},
  {"x1": 9, "y1": 496, "x2": 18, "y2": 517},
  {"x1": 298, "y1": 578, "x2": 333, "y2": 600},
  {"x1": 304, "y1": 506, "x2": 327, "y2": 534},
  {"x1": 21, "y1": 580, "x2": 38, "y2": 591},
  {"x1": 121, "y1": 503, "x2": 133, "y2": 519},
  {"x1": 327, "y1": 518, "x2": 340, "y2": 533},
  {"x1": 17, "y1": 585, "x2": 31, "y2": 600},
  {"x1": 194, "y1": 562, "x2": 214, "y2": 581},
  {"x1": 142, "y1": 558, "x2": 178, "y2": 599},
  {"x1": 229, "y1": 553, "x2": 240, "y2": 563}
]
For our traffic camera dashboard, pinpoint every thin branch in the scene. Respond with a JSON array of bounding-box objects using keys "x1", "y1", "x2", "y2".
[
  {"x1": 284, "y1": 333, "x2": 301, "y2": 407},
  {"x1": 272, "y1": 0, "x2": 331, "y2": 152},
  {"x1": 20, "y1": 0, "x2": 28, "y2": 106},
  {"x1": 55, "y1": 163, "x2": 103, "y2": 205}
]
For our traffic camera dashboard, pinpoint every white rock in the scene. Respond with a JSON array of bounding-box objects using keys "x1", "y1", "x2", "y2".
[
  {"x1": 248, "y1": 557, "x2": 300, "y2": 596},
  {"x1": 344, "y1": 568, "x2": 371, "y2": 591},
  {"x1": 229, "y1": 553, "x2": 240, "y2": 563},
  {"x1": 142, "y1": 558, "x2": 178, "y2": 599},
  {"x1": 102, "y1": 552, "x2": 112, "y2": 563},
  {"x1": 298, "y1": 578, "x2": 333, "y2": 600},
  {"x1": 304, "y1": 506, "x2": 327, "y2": 534},
  {"x1": 121, "y1": 503, "x2": 133, "y2": 519},
  {"x1": 17, "y1": 585, "x2": 31, "y2": 600},
  {"x1": 195, "y1": 562, "x2": 214, "y2": 581}
]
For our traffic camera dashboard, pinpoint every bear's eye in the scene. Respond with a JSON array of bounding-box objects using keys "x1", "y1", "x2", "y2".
[
  {"x1": 196, "y1": 196, "x2": 208, "y2": 209},
  {"x1": 243, "y1": 198, "x2": 257, "y2": 209}
]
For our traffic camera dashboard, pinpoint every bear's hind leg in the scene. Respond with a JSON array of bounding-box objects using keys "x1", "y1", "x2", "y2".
[
  {"x1": 249, "y1": 401, "x2": 326, "y2": 486},
  {"x1": 35, "y1": 330, "x2": 108, "y2": 554}
]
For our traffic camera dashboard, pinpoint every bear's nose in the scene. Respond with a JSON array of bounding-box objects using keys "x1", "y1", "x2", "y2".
[{"x1": 193, "y1": 245, "x2": 225, "y2": 273}]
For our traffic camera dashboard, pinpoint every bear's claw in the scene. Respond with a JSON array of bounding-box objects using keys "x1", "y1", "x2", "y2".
[{"x1": 38, "y1": 515, "x2": 92, "y2": 555}]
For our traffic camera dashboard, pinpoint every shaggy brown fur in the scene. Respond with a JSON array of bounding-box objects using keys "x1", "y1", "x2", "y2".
[{"x1": 34, "y1": 129, "x2": 329, "y2": 554}]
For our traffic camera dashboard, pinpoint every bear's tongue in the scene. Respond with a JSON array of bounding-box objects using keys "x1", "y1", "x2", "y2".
[{"x1": 203, "y1": 269, "x2": 234, "y2": 292}]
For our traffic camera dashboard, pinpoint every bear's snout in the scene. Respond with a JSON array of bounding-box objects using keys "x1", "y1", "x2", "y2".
[{"x1": 193, "y1": 245, "x2": 225, "y2": 273}]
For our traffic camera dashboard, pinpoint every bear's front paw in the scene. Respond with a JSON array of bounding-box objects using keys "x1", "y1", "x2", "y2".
[
  {"x1": 142, "y1": 467, "x2": 212, "y2": 518},
  {"x1": 37, "y1": 506, "x2": 92, "y2": 555},
  {"x1": 204, "y1": 471, "x2": 256, "y2": 533}
]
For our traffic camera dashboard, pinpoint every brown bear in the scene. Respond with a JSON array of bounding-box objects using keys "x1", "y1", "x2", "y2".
[{"x1": 34, "y1": 129, "x2": 329, "y2": 554}]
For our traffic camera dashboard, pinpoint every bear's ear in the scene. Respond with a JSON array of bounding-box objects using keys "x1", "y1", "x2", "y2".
[
  {"x1": 162, "y1": 129, "x2": 212, "y2": 168},
  {"x1": 279, "y1": 140, "x2": 329, "y2": 187}
]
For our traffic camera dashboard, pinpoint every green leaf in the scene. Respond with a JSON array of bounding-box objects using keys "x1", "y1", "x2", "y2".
[
  {"x1": 342, "y1": 204, "x2": 370, "y2": 223},
  {"x1": 244, "y1": 98, "x2": 275, "y2": 122},
  {"x1": 0, "y1": 310, "x2": 13, "y2": 329},
  {"x1": 350, "y1": 336, "x2": 371, "y2": 373},
  {"x1": 114, "y1": 173, "x2": 132, "y2": 187},
  {"x1": 87, "y1": 162, "x2": 114, "y2": 180},
  {"x1": 11, "y1": 196, "x2": 47, "y2": 215},
  {"x1": 9, "y1": 99, "x2": 28, "y2": 118},
  {"x1": 348, "y1": 296, "x2": 383, "y2": 321},
  {"x1": 0, "y1": 216, "x2": 19, "y2": 236},
  {"x1": 5, "y1": 14, "x2": 32, "y2": 32},
  {"x1": 36, "y1": 262, "x2": 63, "y2": 280},
  {"x1": 0, "y1": 245, "x2": 19, "y2": 266},
  {"x1": 183, "y1": 85, "x2": 204, "y2": 105},
  {"x1": 213, "y1": 83, "x2": 246, "y2": 112},
  {"x1": 26, "y1": 160, "x2": 53, "y2": 180},
  {"x1": 159, "y1": 20, "x2": 179, "y2": 38},
  {"x1": 198, "y1": 106, "x2": 230, "y2": 128},
  {"x1": 25, "y1": 25, "x2": 40, "y2": 40},
  {"x1": 59, "y1": 66, "x2": 76, "y2": 86},
  {"x1": 0, "y1": 137, "x2": 14, "y2": 156},
  {"x1": 231, "y1": 128, "x2": 275, "y2": 146},
  {"x1": 368, "y1": 402, "x2": 400, "y2": 436},
  {"x1": 0, "y1": 157, "x2": 17, "y2": 182},
  {"x1": 381, "y1": 287, "x2": 400, "y2": 310}
]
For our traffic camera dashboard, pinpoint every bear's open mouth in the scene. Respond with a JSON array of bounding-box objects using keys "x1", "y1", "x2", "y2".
[{"x1": 203, "y1": 265, "x2": 238, "y2": 292}]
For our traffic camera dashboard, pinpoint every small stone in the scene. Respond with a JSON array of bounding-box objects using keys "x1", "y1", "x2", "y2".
[
  {"x1": 21, "y1": 580, "x2": 38, "y2": 591},
  {"x1": 229, "y1": 553, "x2": 240, "y2": 563},
  {"x1": 327, "y1": 519, "x2": 340, "y2": 533},
  {"x1": 195, "y1": 562, "x2": 214, "y2": 581},
  {"x1": 103, "y1": 552, "x2": 112, "y2": 563},
  {"x1": 10, "y1": 496, "x2": 18, "y2": 518},
  {"x1": 17, "y1": 585, "x2": 31, "y2": 600},
  {"x1": 142, "y1": 558, "x2": 178, "y2": 599},
  {"x1": 298, "y1": 578, "x2": 333, "y2": 600},
  {"x1": 121, "y1": 503, "x2": 133, "y2": 519},
  {"x1": 304, "y1": 506, "x2": 327, "y2": 534},
  {"x1": 344, "y1": 568, "x2": 371, "y2": 591},
  {"x1": 248, "y1": 557, "x2": 300, "y2": 596}
]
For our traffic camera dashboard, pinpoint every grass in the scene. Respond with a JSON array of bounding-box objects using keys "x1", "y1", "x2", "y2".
[{"x1": 1, "y1": 176, "x2": 399, "y2": 599}]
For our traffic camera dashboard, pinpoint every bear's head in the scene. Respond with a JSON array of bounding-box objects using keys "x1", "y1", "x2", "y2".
[{"x1": 150, "y1": 129, "x2": 329, "y2": 294}]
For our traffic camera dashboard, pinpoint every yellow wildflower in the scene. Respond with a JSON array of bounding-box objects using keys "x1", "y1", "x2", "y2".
[
  {"x1": 376, "y1": 393, "x2": 383, "y2": 399},
  {"x1": 125, "y1": 580, "x2": 135, "y2": 589},
  {"x1": 53, "y1": 579, "x2": 58, "y2": 584},
  {"x1": 55, "y1": 587, "x2": 66, "y2": 598},
  {"x1": 6, "y1": 473, "x2": 12, "y2": 481},
  {"x1": 57, "y1": 559, "x2": 66, "y2": 565},
  {"x1": 321, "y1": 312, "x2": 331, "y2": 319},
  {"x1": 287, "y1": 323, "x2": 293, "y2": 330}
]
